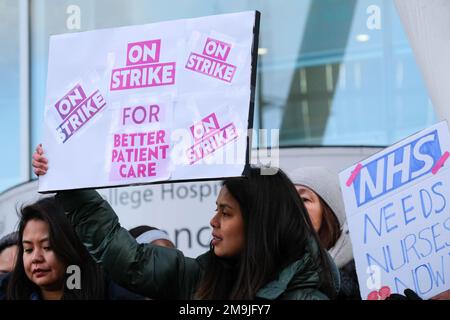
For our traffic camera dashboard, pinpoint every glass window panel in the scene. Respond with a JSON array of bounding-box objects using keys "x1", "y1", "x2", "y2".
[
  {"x1": 29, "y1": 0, "x2": 437, "y2": 158},
  {"x1": 0, "y1": 0, "x2": 21, "y2": 192}
]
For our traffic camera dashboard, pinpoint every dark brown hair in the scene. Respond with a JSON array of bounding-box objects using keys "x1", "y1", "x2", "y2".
[
  {"x1": 7, "y1": 197, "x2": 105, "y2": 300},
  {"x1": 195, "y1": 167, "x2": 337, "y2": 299}
]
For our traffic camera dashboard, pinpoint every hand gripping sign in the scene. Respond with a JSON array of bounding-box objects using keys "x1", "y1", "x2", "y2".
[
  {"x1": 39, "y1": 11, "x2": 260, "y2": 192},
  {"x1": 339, "y1": 121, "x2": 450, "y2": 300}
]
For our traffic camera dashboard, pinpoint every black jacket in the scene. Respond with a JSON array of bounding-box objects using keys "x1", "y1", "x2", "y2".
[{"x1": 58, "y1": 189, "x2": 341, "y2": 300}]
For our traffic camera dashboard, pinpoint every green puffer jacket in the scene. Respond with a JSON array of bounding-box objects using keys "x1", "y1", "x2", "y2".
[{"x1": 57, "y1": 189, "x2": 340, "y2": 300}]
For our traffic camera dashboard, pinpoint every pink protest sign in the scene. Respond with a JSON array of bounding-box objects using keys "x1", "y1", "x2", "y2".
[{"x1": 40, "y1": 11, "x2": 260, "y2": 192}]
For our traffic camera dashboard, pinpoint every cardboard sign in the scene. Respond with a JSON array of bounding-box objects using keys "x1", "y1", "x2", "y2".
[
  {"x1": 39, "y1": 11, "x2": 260, "y2": 192},
  {"x1": 339, "y1": 121, "x2": 450, "y2": 300}
]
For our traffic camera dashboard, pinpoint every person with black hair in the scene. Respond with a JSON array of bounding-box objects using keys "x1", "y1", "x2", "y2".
[
  {"x1": 2, "y1": 197, "x2": 106, "y2": 300},
  {"x1": 32, "y1": 145, "x2": 340, "y2": 300},
  {"x1": 290, "y1": 167, "x2": 360, "y2": 300},
  {"x1": 0, "y1": 196, "x2": 144, "y2": 300}
]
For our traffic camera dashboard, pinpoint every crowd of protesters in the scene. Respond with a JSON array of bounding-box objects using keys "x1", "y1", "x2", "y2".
[{"x1": 0, "y1": 144, "x2": 448, "y2": 300}]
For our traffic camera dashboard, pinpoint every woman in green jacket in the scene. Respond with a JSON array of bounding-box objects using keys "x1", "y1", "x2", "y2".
[{"x1": 33, "y1": 145, "x2": 340, "y2": 300}]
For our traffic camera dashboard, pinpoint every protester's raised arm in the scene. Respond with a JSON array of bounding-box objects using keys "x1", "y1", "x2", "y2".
[
  {"x1": 56, "y1": 189, "x2": 201, "y2": 299},
  {"x1": 32, "y1": 143, "x2": 201, "y2": 298}
]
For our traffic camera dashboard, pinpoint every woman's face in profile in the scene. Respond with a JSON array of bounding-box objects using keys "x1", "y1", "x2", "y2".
[
  {"x1": 22, "y1": 219, "x2": 66, "y2": 291},
  {"x1": 210, "y1": 186, "x2": 245, "y2": 258},
  {"x1": 296, "y1": 185, "x2": 324, "y2": 232}
]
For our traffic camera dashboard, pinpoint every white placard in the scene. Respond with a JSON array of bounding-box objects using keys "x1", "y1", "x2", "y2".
[
  {"x1": 339, "y1": 121, "x2": 450, "y2": 300},
  {"x1": 40, "y1": 11, "x2": 259, "y2": 192}
]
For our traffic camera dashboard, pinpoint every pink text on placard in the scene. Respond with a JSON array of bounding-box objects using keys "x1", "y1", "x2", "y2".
[
  {"x1": 110, "y1": 130, "x2": 170, "y2": 180},
  {"x1": 186, "y1": 112, "x2": 239, "y2": 164},
  {"x1": 186, "y1": 53, "x2": 236, "y2": 83},
  {"x1": 126, "y1": 40, "x2": 161, "y2": 66},
  {"x1": 190, "y1": 112, "x2": 221, "y2": 143},
  {"x1": 109, "y1": 102, "x2": 170, "y2": 181},
  {"x1": 185, "y1": 37, "x2": 236, "y2": 83},
  {"x1": 122, "y1": 104, "x2": 160, "y2": 125},
  {"x1": 56, "y1": 89, "x2": 106, "y2": 143},
  {"x1": 54, "y1": 84, "x2": 87, "y2": 120},
  {"x1": 202, "y1": 38, "x2": 231, "y2": 61},
  {"x1": 111, "y1": 39, "x2": 176, "y2": 91},
  {"x1": 111, "y1": 62, "x2": 175, "y2": 90}
]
